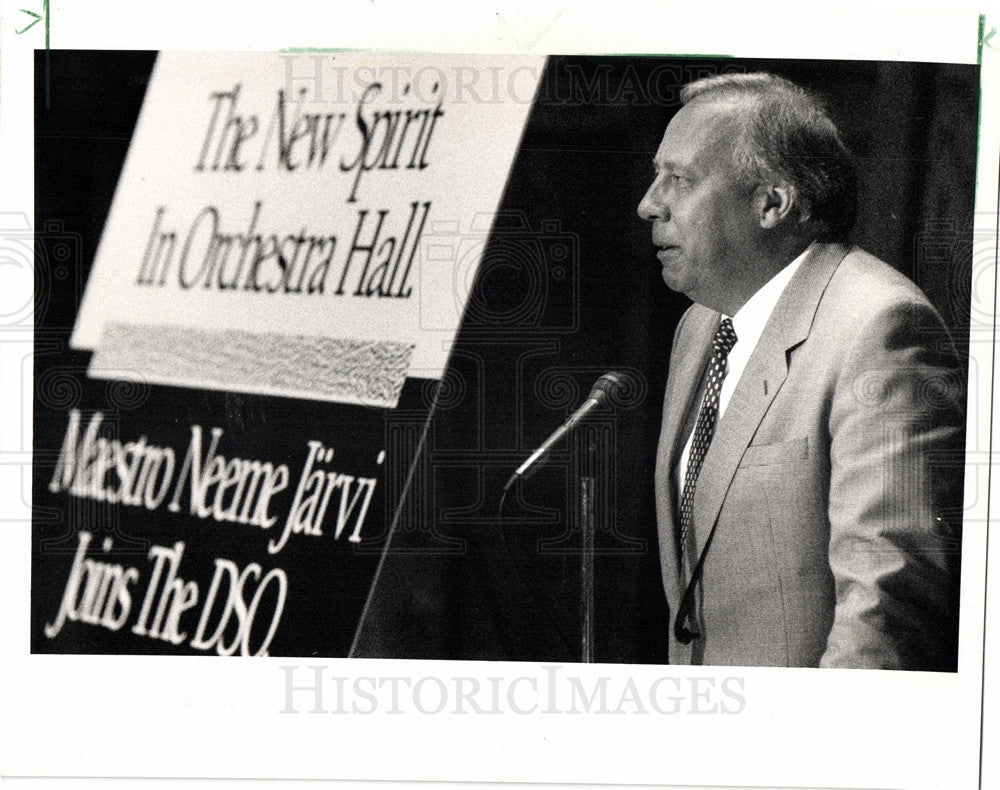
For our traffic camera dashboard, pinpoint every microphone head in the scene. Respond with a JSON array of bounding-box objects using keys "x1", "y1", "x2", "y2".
[{"x1": 587, "y1": 371, "x2": 627, "y2": 403}]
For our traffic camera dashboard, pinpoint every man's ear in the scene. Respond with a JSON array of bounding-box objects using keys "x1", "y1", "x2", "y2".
[{"x1": 756, "y1": 183, "x2": 802, "y2": 228}]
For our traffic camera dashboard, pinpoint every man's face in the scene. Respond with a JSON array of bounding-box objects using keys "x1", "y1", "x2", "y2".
[{"x1": 637, "y1": 101, "x2": 762, "y2": 314}]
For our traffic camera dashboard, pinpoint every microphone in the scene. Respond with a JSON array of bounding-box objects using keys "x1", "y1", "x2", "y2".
[{"x1": 503, "y1": 372, "x2": 626, "y2": 493}]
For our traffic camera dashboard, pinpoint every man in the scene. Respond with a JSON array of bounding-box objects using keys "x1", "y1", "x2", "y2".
[{"x1": 637, "y1": 72, "x2": 964, "y2": 670}]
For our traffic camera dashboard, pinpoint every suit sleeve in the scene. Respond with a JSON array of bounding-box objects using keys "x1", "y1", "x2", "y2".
[{"x1": 820, "y1": 300, "x2": 964, "y2": 670}]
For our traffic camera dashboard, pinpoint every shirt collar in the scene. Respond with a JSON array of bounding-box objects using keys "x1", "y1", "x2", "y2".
[{"x1": 725, "y1": 242, "x2": 815, "y2": 352}]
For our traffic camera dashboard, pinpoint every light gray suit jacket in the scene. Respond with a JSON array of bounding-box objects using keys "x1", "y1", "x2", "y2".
[{"x1": 656, "y1": 242, "x2": 963, "y2": 669}]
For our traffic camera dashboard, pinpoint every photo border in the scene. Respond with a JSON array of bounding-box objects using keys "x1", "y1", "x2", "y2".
[{"x1": 1, "y1": 3, "x2": 997, "y2": 790}]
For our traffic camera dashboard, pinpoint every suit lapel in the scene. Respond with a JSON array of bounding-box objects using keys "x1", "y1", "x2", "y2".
[
  {"x1": 686, "y1": 242, "x2": 850, "y2": 579},
  {"x1": 656, "y1": 305, "x2": 717, "y2": 609}
]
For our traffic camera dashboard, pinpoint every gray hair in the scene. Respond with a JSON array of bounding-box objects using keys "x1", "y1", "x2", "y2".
[{"x1": 681, "y1": 72, "x2": 857, "y2": 240}]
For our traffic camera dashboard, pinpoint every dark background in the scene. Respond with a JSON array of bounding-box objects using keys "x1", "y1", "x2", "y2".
[{"x1": 33, "y1": 52, "x2": 978, "y2": 662}]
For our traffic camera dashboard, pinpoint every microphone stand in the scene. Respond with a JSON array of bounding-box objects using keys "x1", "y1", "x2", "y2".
[
  {"x1": 500, "y1": 372, "x2": 625, "y2": 664},
  {"x1": 499, "y1": 445, "x2": 599, "y2": 664},
  {"x1": 580, "y1": 474, "x2": 595, "y2": 664}
]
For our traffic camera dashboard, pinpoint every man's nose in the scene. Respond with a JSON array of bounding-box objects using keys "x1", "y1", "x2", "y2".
[{"x1": 637, "y1": 182, "x2": 666, "y2": 222}]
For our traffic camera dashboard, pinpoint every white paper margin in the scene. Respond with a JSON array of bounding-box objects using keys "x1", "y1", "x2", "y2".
[{"x1": 1, "y1": 3, "x2": 997, "y2": 790}]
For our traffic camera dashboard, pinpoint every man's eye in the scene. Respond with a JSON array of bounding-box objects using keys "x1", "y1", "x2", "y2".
[{"x1": 652, "y1": 170, "x2": 688, "y2": 188}]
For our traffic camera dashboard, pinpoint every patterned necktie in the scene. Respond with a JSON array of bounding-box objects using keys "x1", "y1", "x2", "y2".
[{"x1": 678, "y1": 317, "x2": 738, "y2": 578}]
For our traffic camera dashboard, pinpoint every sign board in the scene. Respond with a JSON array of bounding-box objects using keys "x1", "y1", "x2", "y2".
[
  {"x1": 72, "y1": 51, "x2": 544, "y2": 407},
  {"x1": 34, "y1": 51, "x2": 543, "y2": 657}
]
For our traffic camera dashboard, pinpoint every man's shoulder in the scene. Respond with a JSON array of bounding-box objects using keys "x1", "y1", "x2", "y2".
[
  {"x1": 821, "y1": 245, "x2": 934, "y2": 314},
  {"x1": 810, "y1": 244, "x2": 957, "y2": 363},
  {"x1": 670, "y1": 243, "x2": 944, "y2": 351}
]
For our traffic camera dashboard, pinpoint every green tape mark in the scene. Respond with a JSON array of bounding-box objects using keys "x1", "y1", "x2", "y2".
[
  {"x1": 280, "y1": 48, "x2": 356, "y2": 53},
  {"x1": 978, "y1": 14, "x2": 986, "y2": 65},
  {"x1": 15, "y1": 8, "x2": 41, "y2": 34},
  {"x1": 603, "y1": 52, "x2": 735, "y2": 59},
  {"x1": 496, "y1": 9, "x2": 565, "y2": 52},
  {"x1": 15, "y1": 0, "x2": 49, "y2": 107},
  {"x1": 972, "y1": 14, "x2": 987, "y2": 210}
]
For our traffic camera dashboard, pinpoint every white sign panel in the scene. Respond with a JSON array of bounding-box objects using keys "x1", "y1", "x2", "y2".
[{"x1": 72, "y1": 51, "x2": 544, "y2": 407}]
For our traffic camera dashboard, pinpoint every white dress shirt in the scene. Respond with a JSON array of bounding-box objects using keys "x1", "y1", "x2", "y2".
[{"x1": 676, "y1": 244, "x2": 812, "y2": 492}]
